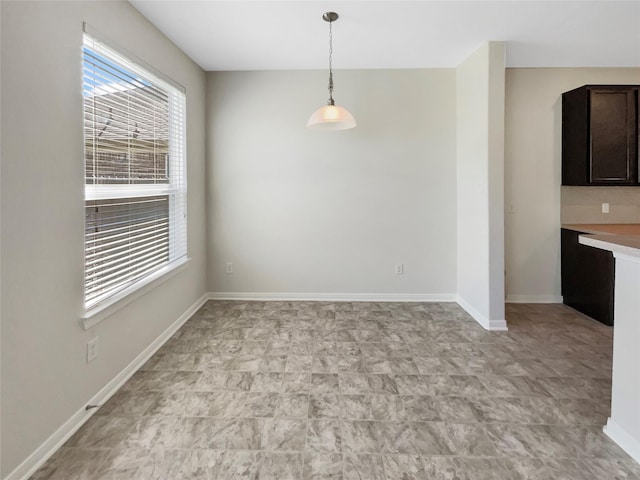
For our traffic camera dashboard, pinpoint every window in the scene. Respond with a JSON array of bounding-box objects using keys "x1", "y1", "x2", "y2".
[{"x1": 83, "y1": 32, "x2": 187, "y2": 312}]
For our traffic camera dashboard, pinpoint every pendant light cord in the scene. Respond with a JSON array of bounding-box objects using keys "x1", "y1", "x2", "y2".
[{"x1": 327, "y1": 19, "x2": 335, "y2": 105}]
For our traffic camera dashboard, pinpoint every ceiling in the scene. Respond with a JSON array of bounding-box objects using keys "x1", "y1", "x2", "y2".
[{"x1": 129, "y1": 1, "x2": 640, "y2": 71}]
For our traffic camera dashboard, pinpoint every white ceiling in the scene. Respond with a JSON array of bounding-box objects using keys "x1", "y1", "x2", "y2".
[{"x1": 129, "y1": 1, "x2": 640, "y2": 71}]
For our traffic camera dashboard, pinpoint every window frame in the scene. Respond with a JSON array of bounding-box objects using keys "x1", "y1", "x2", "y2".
[{"x1": 81, "y1": 24, "x2": 188, "y2": 327}]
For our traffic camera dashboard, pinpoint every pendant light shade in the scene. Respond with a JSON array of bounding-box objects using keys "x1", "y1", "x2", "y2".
[
  {"x1": 307, "y1": 104, "x2": 356, "y2": 130},
  {"x1": 307, "y1": 12, "x2": 356, "y2": 131}
]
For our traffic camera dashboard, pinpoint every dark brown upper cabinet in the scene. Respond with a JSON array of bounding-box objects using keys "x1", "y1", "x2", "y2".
[{"x1": 562, "y1": 85, "x2": 639, "y2": 186}]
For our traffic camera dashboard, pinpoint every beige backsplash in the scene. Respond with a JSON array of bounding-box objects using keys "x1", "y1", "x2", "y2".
[{"x1": 561, "y1": 186, "x2": 640, "y2": 224}]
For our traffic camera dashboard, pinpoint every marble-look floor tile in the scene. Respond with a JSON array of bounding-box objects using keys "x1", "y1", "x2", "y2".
[
  {"x1": 120, "y1": 417, "x2": 180, "y2": 449},
  {"x1": 485, "y1": 424, "x2": 576, "y2": 458},
  {"x1": 123, "y1": 370, "x2": 177, "y2": 391},
  {"x1": 401, "y1": 395, "x2": 441, "y2": 422},
  {"x1": 359, "y1": 343, "x2": 388, "y2": 357},
  {"x1": 251, "y1": 372, "x2": 284, "y2": 393},
  {"x1": 311, "y1": 373, "x2": 340, "y2": 393},
  {"x1": 431, "y1": 375, "x2": 487, "y2": 396},
  {"x1": 580, "y1": 457, "x2": 640, "y2": 480},
  {"x1": 313, "y1": 356, "x2": 363, "y2": 374},
  {"x1": 184, "y1": 391, "x2": 247, "y2": 417},
  {"x1": 381, "y1": 454, "x2": 425, "y2": 480},
  {"x1": 286, "y1": 355, "x2": 313, "y2": 373},
  {"x1": 259, "y1": 452, "x2": 303, "y2": 480},
  {"x1": 309, "y1": 394, "x2": 342, "y2": 419},
  {"x1": 343, "y1": 453, "x2": 385, "y2": 480},
  {"x1": 225, "y1": 418, "x2": 265, "y2": 450},
  {"x1": 217, "y1": 451, "x2": 262, "y2": 480},
  {"x1": 366, "y1": 374, "x2": 399, "y2": 394},
  {"x1": 335, "y1": 330, "x2": 357, "y2": 342},
  {"x1": 556, "y1": 398, "x2": 611, "y2": 426},
  {"x1": 423, "y1": 456, "x2": 511, "y2": 480},
  {"x1": 313, "y1": 341, "x2": 338, "y2": 355},
  {"x1": 339, "y1": 394, "x2": 372, "y2": 420},
  {"x1": 96, "y1": 389, "x2": 160, "y2": 417},
  {"x1": 571, "y1": 425, "x2": 630, "y2": 459},
  {"x1": 444, "y1": 422, "x2": 498, "y2": 456},
  {"x1": 355, "y1": 330, "x2": 383, "y2": 342},
  {"x1": 393, "y1": 375, "x2": 434, "y2": 395},
  {"x1": 341, "y1": 420, "x2": 380, "y2": 453},
  {"x1": 260, "y1": 355, "x2": 288, "y2": 372},
  {"x1": 30, "y1": 448, "x2": 114, "y2": 480},
  {"x1": 144, "y1": 392, "x2": 186, "y2": 416},
  {"x1": 195, "y1": 371, "x2": 229, "y2": 391},
  {"x1": 376, "y1": 422, "x2": 416, "y2": 454},
  {"x1": 176, "y1": 418, "x2": 230, "y2": 450},
  {"x1": 227, "y1": 354, "x2": 263, "y2": 372},
  {"x1": 242, "y1": 392, "x2": 279, "y2": 417},
  {"x1": 411, "y1": 422, "x2": 453, "y2": 455},
  {"x1": 477, "y1": 374, "x2": 550, "y2": 398},
  {"x1": 276, "y1": 393, "x2": 310, "y2": 418},
  {"x1": 303, "y1": 452, "x2": 343, "y2": 480},
  {"x1": 467, "y1": 397, "x2": 524, "y2": 423},
  {"x1": 130, "y1": 448, "x2": 190, "y2": 479},
  {"x1": 175, "y1": 449, "x2": 226, "y2": 479},
  {"x1": 31, "y1": 301, "x2": 637, "y2": 480},
  {"x1": 307, "y1": 419, "x2": 343, "y2": 453},
  {"x1": 91, "y1": 448, "x2": 156, "y2": 480},
  {"x1": 338, "y1": 374, "x2": 371, "y2": 394},
  {"x1": 501, "y1": 457, "x2": 585, "y2": 480},
  {"x1": 261, "y1": 418, "x2": 308, "y2": 451},
  {"x1": 283, "y1": 373, "x2": 312, "y2": 393},
  {"x1": 225, "y1": 372, "x2": 255, "y2": 391},
  {"x1": 371, "y1": 395, "x2": 406, "y2": 421},
  {"x1": 67, "y1": 416, "x2": 139, "y2": 449},
  {"x1": 384, "y1": 342, "x2": 412, "y2": 357}
]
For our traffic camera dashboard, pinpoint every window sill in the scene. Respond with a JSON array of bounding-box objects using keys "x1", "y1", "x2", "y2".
[{"x1": 81, "y1": 257, "x2": 191, "y2": 330}]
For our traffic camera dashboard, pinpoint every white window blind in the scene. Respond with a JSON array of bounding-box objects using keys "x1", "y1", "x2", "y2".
[{"x1": 83, "y1": 32, "x2": 187, "y2": 311}]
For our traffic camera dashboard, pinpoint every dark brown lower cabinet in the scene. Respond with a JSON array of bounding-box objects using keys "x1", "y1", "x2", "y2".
[{"x1": 561, "y1": 228, "x2": 615, "y2": 326}]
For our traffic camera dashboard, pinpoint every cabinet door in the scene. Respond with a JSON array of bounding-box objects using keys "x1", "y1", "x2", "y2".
[
  {"x1": 589, "y1": 88, "x2": 638, "y2": 184},
  {"x1": 561, "y1": 228, "x2": 615, "y2": 326}
]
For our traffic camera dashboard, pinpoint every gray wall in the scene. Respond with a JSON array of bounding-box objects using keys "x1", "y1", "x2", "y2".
[
  {"x1": 206, "y1": 69, "x2": 457, "y2": 297},
  {"x1": 4, "y1": 1, "x2": 635, "y2": 474},
  {"x1": 0, "y1": 1, "x2": 207, "y2": 475},
  {"x1": 456, "y1": 42, "x2": 506, "y2": 327},
  {"x1": 504, "y1": 67, "x2": 640, "y2": 302}
]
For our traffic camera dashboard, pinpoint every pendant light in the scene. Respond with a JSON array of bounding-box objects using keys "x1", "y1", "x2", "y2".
[{"x1": 307, "y1": 12, "x2": 356, "y2": 130}]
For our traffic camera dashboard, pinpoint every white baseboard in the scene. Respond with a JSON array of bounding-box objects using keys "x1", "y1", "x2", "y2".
[
  {"x1": 505, "y1": 294, "x2": 563, "y2": 303},
  {"x1": 604, "y1": 417, "x2": 640, "y2": 464},
  {"x1": 457, "y1": 295, "x2": 508, "y2": 331},
  {"x1": 5, "y1": 293, "x2": 209, "y2": 480},
  {"x1": 208, "y1": 292, "x2": 458, "y2": 302}
]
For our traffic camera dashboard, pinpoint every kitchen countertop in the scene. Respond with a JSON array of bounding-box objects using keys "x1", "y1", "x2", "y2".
[
  {"x1": 562, "y1": 223, "x2": 640, "y2": 236},
  {"x1": 565, "y1": 223, "x2": 640, "y2": 258},
  {"x1": 580, "y1": 234, "x2": 640, "y2": 258}
]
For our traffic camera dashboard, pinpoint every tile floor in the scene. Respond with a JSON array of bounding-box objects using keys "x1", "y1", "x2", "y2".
[{"x1": 31, "y1": 301, "x2": 640, "y2": 479}]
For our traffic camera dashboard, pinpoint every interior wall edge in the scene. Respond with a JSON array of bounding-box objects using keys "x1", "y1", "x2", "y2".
[{"x1": 457, "y1": 295, "x2": 508, "y2": 331}]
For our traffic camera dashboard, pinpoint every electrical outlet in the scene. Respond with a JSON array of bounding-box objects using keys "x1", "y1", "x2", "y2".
[
  {"x1": 602, "y1": 202, "x2": 610, "y2": 214},
  {"x1": 226, "y1": 262, "x2": 233, "y2": 274},
  {"x1": 87, "y1": 337, "x2": 99, "y2": 363},
  {"x1": 395, "y1": 263, "x2": 404, "y2": 275}
]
